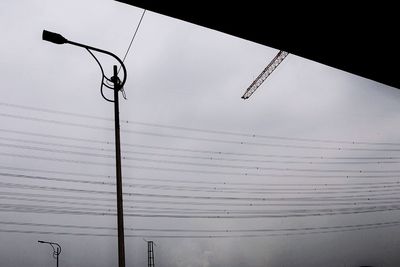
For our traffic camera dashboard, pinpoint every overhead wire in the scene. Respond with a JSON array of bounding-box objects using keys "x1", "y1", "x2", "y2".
[
  {"x1": 2, "y1": 165, "x2": 400, "y2": 189},
  {"x1": 1, "y1": 220, "x2": 400, "y2": 235},
  {"x1": 2, "y1": 102, "x2": 400, "y2": 225},
  {"x1": 2, "y1": 148, "x2": 400, "y2": 176},
  {"x1": 2, "y1": 202, "x2": 400, "y2": 218},
  {"x1": 0, "y1": 141, "x2": 114, "y2": 158},
  {"x1": 0, "y1": 102, "x2": 111, "y2": 121},
  {"x1": 2, "y1": 128, "x2": 400, "y2": 161},
  {"x1": 3, "y1": 172, "x2": 400, "y2": 196},
  {"x1": 2, "y1": 220, "x2": 400, "y2": 239},
  {"x1": 3, "y1": 191, "x2": 400, "y2": 207},
  {"x1": 118, "y1": 9, "x2": 146, "y2": 73},
  {"x1": 0, "y1": 136, "x2": 113, "y2": 153},
  {"x1": 3, "y1": 180, "x2": 400, "y2": 203},
  {"x1": 2, "y1": 112, "x2": 400, "y2": 152},
  {"x1": 121, "y1": 120, "x2": 400, "y2": 147},
  {"x1": 2, "y1": 152, "x2": 400, "y2": 179},
  {"x1": 4, "y1": 194, "x2": 400, "y2": 215},
  {"x1": 2, "y1": 101, "x2": 400, "y2": 147},
  {"x1": 3, "y1": 137, "x2": 400, "y2": 166}
]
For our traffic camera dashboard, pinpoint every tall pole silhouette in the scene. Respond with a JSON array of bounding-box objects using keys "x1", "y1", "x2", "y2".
[
  {"x1": 42, "y1": 30, "x2": 127, "y2": 267},
  {"x1": 112, "y1": 64, "x2": 126, "y2": 267}
]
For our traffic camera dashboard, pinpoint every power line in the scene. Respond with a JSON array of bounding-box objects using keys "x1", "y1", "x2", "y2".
[
  {"x1": 3, "y1": 180, "x2": 400, "y2": 203},
  {"x1": 2, "y1": 149, "x2": 400, "y2": 175},
  {"x1": 2, "y1": 165, "x2": 398, "y2": 189},
  {"x1": 2, "y1": 152, "x2": 400, "y2": 179},
  {"x1": 3, "y1": 101, "x2": 400, "y2": 147},
  {"x1": 121, "y1": 129, "x2": 400, "y2": 152},
  {"x1": 2, "y1": 202, "x2": 400, "y2": 218},
  {"x1": 3, "y1": 112, "x2": 400, "y2": 152},
  {"x1": 3, "y1": 191, "x2": 400, "y2": 208},
  {"x1": 2, "y1": 221, "x2": 400, "y2": 238},
  {"x1": 0, "y1": 128, "x2": 106, "y2": 145},
  {"x1": 0, "y1": 135, "x2": 114, "y2": 153},
  {"x1": 0, "y1": 102, "x2": 111, "y2": 121},
  {"x1": 2, "y1": 220, "x2": 400, "y2": 234},
  {"x1": 122, "y1": 120, "x2": 400, "y2": 147},
  {"x1": 0, "y1": 112, "x2": 113, "y2": 131},
  {"x1": 2, "y1": 128, "x2": 400, "y2": 161},
  {"x1": 2, "y1": 194, "x2": 398, "y2": 214},
  {"x1": 0, "y1": 142, "x2": 114, "y2": 159},
  {"x1": 4, "y1": 195, "x2": 400, "y2": 215},
  {"x1": 3, "y1": 137, "x2": 400, "y2": 166},
  {"x1": 3, "y1": 172, "x2": 400, "y2": 196}
]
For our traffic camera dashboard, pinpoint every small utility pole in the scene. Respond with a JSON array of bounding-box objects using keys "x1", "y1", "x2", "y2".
[{"x1": 147, "y1": 241, "x2": 155, "y2": 267}]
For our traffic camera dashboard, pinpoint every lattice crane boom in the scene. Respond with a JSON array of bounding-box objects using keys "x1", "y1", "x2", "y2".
[{"x1": 241, "y1": 50, "x2": 288, "y2": 99}]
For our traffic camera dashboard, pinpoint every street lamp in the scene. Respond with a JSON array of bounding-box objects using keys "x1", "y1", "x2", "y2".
[
  {"x1": 42, "y1": 29, "x2": 127, "y2": 267},
  {"x1": 38, "y1": 240, "x2": 61, "y2": 267}
]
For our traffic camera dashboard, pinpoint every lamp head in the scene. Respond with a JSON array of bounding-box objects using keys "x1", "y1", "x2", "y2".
[
  {"x1": 38, "y1": 240, "x2": 45, "y2": 243},
  {"x1": 42, "y1": 30, "x2": 68, "y2": 45}
]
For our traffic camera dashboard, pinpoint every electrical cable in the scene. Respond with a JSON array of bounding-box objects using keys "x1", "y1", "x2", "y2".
[
  {"x1": 2, "y1": 150, "x2": 400, "y2": 175},
  {"x1": 2, "y1": 128, "x2": 400, "y2": 161},
  {"x1": 3, "y1": 191, "x2": 400, "y2": 207},
  {"x1": 2, "y1": 223, "x2": 400, "y2": 238},
  {"x1": 1, "y1": 165, "x2": 400, "y2": 188},
  {"x1": 4, "y1": 196, "x2": 400, "y2": 214},
  {"x1": 118, "y1": 9, "x2": 146, "y2": 73},
  {"x1": 2, "y1": 220, "x2": 400, "y2": 234},
  {"x1": 2, "y1": 152, "x2": 400, "y2": 179},
  {"x1": 2, "y1": 202, "x2": 400, "y2": 218},
  {"x1": 2, "y1": 101, "x2": 400, "y2": 147},
  {"x1": 3, "y1": 112, "x2": 400, "y2": 152},
  {"x1": 3, "y1": 137, "x2": 400, "y2": 166},
  {"x1": 3, "y1": 172, "x2": 400, "y2": 196},
  {"x1": 3, "y1": 180, "x2": 400, "y2": 202}
]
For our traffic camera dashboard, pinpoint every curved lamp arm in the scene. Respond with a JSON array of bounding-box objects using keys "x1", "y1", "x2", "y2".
[
  {"x1": 42, "y1": 30, "x2": 127, "y2": 89},
  {"x1": 67, "y1": 40, "x2": 127, "y2": 88},
  {"x1": 38, "y1": 240, "x2": 62, "y2": 257}
]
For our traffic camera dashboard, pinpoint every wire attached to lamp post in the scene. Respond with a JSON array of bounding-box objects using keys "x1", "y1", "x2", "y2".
[{"x1": 42, "y1": 29, "x2": 127, "y2": 267}]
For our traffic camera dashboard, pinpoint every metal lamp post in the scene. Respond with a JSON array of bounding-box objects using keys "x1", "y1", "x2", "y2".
[
  {"x1": 42, "y1": 30, "x2": 127, "y2": 267},
  {"x1": 38, "y1": 240, "x2": 62, "y2": 267}
]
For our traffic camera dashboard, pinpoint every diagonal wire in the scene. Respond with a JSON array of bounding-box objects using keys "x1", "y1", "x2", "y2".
[{"x1": 118, "y1": 9, "x2": 146, "y2": 74}]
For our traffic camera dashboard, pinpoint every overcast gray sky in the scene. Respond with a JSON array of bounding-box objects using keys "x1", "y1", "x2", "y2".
[{"x1": 1, "y1": 1, "x2": 400, "y2": 267}]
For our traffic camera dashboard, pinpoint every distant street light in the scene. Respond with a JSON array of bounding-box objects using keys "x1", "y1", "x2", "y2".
[
  {"x1": 38, "y1": 240, "x2": 61, "y2": 267},
  {"x1": 42, "y1": 29, "x2": 127, "y2": 267}
]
